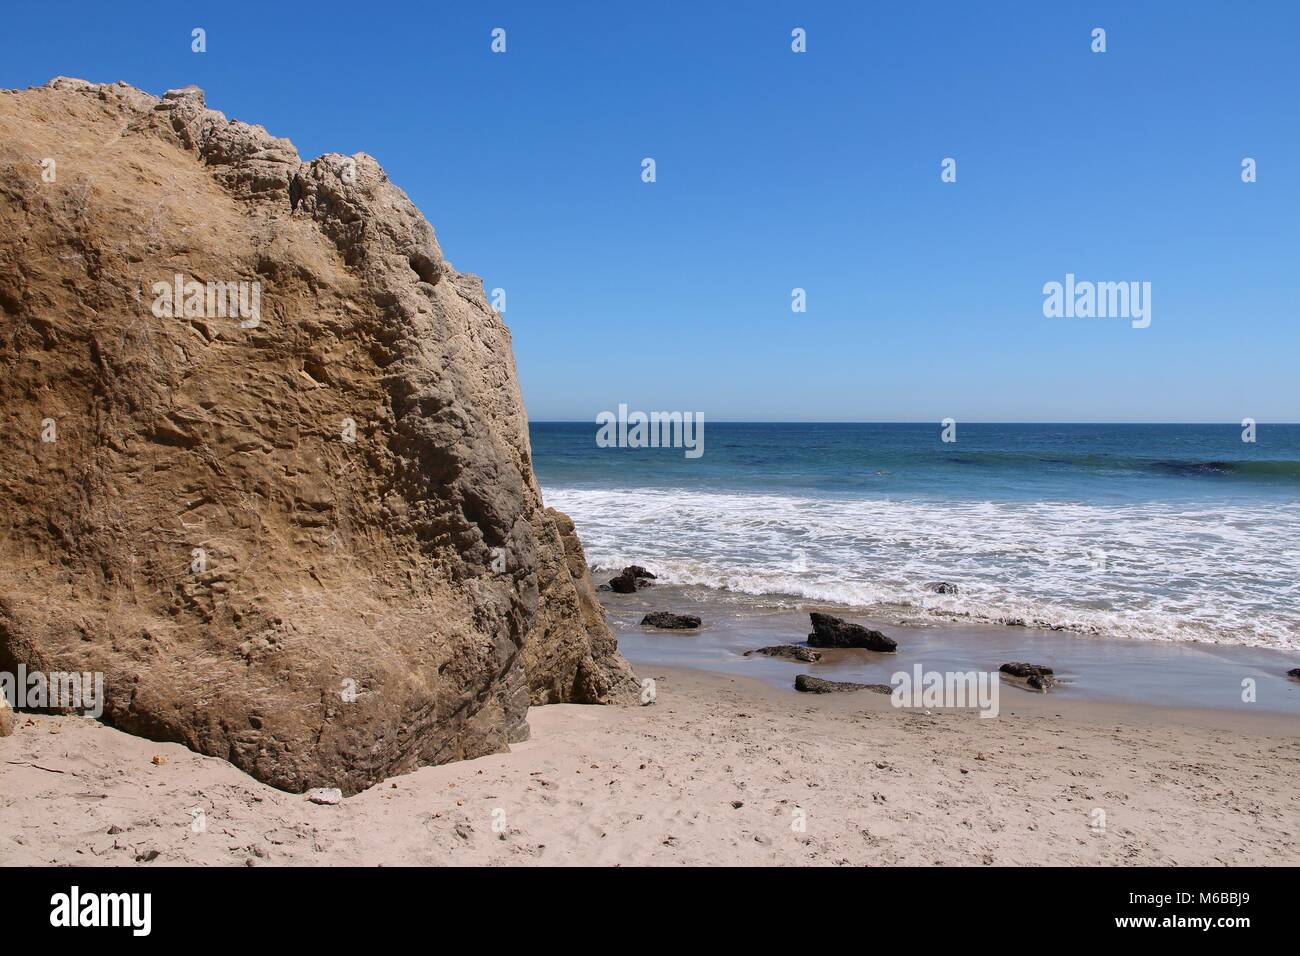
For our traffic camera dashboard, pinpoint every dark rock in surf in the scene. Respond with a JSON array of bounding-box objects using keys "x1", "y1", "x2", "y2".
[
  {"x1": 608, "y1": 565, "x2": 656, "y2": 593},
  {"x1": 745, "y1": 645, "x2": 821, "y2": 663},
  {"x1": 925, "y1": 581, "x2": 959, "y2": 595},
  {"x1": 1287, "y1": 668, "x2": 1300, "y2": 681},
  {"x1": 640, "y1": 612, "x2": 701, "y2": 630},
  {"x1": 999, "y1": 662, "x2": 1056, "y2": 692},
  {"x1": 608, "y1": 571, "x2": 637, "y2": 593},
  {"x1": 807, "y1": 612, "x2": 897, "y2": 652},
  {"x1": 794, "y1": 675, "x2": 892, "y2": 695}
]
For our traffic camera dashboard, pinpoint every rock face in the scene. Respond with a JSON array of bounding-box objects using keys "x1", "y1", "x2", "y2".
[
  {"x1": 528, "y1": 509, "x2": 639, "y2": 704},
  {"x1": 794, "y1": 675, "x2": 892, "y2": 695},
  {"x1": 807, "y1": 612, "x2": 898, "y2": 652},
  {"x1": 0, "y1": 79, "x2": 634, "y2": 793}
]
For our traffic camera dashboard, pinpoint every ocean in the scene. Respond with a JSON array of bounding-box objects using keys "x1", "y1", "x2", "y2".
[{"x1": 531, "y1": 422, "x2": 1300, "y2": 651}]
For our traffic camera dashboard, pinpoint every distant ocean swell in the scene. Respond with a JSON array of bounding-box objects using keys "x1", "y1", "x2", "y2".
[
  {"x1": 944, "y1": 453, "x2": 1300, "y2": 482},
  {"x1": 545, "y1": 486, "x2": 1300, "y2": 650}
]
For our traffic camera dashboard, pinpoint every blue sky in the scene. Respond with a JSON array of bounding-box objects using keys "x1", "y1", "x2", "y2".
[{"x1": 4, "y1": 1, "x2": 1297, "y2": 422}]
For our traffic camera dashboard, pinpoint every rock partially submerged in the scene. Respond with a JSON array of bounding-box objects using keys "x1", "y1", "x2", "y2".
[
  {"x1": 640, "y1": 612, "x2": 701, "y2": 630},
  {"x1": 0, "y1": 79, "x2": 636, "y2": 794},
  {"x1": 1287, "y1": 668, "x2": 1300, "y2": 682},
  {"x1": 925, "y1": 581, "x2": 959, "y2": 595},
  {"x1": 794, "y1": 675, "x2": 893, "y2": 695},
  {"x1": 607, "y1": 565, "x2": 656, "y2": 593},
  {"x1": 745, "y1": 645, "x2": 821, "y2": 663},
  {"x1": 999, "y1": 662, "x2": 1056, "y2": 692},
  {"x1": 807, "y1": 612, "x2": 897, "y2": 652}
]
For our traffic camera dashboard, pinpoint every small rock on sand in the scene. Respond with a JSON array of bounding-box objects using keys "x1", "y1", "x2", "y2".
[
  {"x1": 999, "y1": 662, "x2": 1056, "y2": 692},
  {"x1": 306, "y1": 787, "x2": 343, "y2": 805},
  {"x1": 795, "y1": 674, "x2": 893, "y2": 695},
  {"x1": 745, "y1": 645, "x2": 821, "y2": 663}
]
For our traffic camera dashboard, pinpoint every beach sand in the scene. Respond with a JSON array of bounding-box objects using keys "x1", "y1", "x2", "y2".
[{"x1": 3, "y1": 666, "x2": 1296, "y2": 866}]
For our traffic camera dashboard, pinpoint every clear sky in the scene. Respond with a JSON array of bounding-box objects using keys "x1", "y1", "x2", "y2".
[{"x1": 4, "y1": 1, "x2": 1297, "y2": 422}]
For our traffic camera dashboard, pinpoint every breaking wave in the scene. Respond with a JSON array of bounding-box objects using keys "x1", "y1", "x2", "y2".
[{"x1": 544, "y1": 486, "x2": 1300, "y2": 650}]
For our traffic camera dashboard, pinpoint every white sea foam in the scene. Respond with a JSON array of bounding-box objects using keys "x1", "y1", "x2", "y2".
[{"x1": 544, "y1": 486, "x2": 1300, "y2": 650}]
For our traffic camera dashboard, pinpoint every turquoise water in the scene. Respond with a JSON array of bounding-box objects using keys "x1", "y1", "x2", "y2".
[{"x1": 531, "y1": 423, "x2": 1300, "y2": 649}]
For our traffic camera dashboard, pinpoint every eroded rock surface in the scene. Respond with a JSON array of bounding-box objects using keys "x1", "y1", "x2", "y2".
[{"x1": 0, "y1": 78, "x2": 633, "y2": 793}]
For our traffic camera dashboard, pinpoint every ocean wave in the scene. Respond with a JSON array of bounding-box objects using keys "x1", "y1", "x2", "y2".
[{"x1": 544, "y1": 486, "x2": 1300, "y2": 650}]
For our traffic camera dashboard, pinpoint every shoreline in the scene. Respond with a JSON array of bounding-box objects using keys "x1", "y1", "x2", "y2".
[
  {"x1": 3, "y1": 665, "x2": 1296, "y2": 866},
  {"x1": 601, "y1": 584, "x2": 1300, "y2": 717},
  {"x1": 538, "y1": 466, "x2": 1300, "y2": 651}
]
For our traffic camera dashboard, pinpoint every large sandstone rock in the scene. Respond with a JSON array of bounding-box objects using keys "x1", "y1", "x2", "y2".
[
  {"x1": 527, "y1": 508, "x2": 639, "y2": 705},
  {"x1": 0, "y1": 78, "x2": 634, "y2": 793}
]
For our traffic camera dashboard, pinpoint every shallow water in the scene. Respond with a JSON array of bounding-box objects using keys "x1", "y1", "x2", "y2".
[{"x1": 604, "y1": 584, "x2": 1300, "y2": 715}]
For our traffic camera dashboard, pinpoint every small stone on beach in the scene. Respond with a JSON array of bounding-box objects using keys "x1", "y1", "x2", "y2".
[
  {"x1": 999, "y1": 662, "x2": 1056, "y2": 692},
  {"x1": 745, "y1": 644, "x2": 820, "y2": 663},
  {"x1": 794, "y1": 674, "x2": 893, "y2": 695}
]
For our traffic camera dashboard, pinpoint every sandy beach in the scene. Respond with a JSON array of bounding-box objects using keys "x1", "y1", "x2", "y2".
[{"x1": 3, "y1": 666, "x2": 1296, "y2": 867}]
